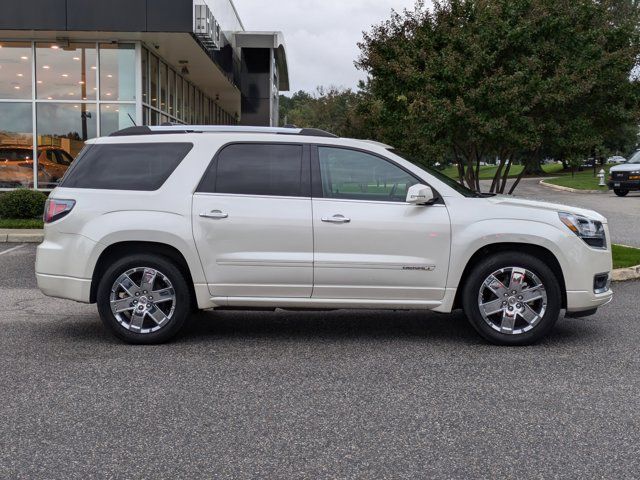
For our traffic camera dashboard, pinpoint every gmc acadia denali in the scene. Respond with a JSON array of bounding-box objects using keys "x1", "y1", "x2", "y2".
[{"x1": 36, "y1": 126, "x2": 613, "y2": 345}]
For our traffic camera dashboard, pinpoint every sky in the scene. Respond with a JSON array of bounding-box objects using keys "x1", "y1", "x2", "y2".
[{"x1": 232, "y1": 0, "x2": 421, "y2": 94}]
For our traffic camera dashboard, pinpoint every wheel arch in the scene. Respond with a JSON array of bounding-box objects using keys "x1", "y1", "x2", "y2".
[
  {"x1": 90, "y1": 241, "x2": 197, "y2": 308},
  {"x1": 452, "y1": 243, "x2": 567, "y2": 311}
]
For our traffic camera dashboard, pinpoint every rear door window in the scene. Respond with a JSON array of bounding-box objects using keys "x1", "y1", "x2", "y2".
[
  {"x1": 60, "y1": 143, "x2": 193, "y2": 190},
  {"x1": 198, "y1": 143, "x2": 306, "y2": 197}
]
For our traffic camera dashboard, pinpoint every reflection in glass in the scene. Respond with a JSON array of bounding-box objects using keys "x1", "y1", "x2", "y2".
[
  {"x1": 160, "y1": 61, "x2": 167, "y2": 111},
  {"x1": 141, "y1": 47, "x2": 148, "y2": 104},
  {"x1": 168, "y1": 69, "x2": 176, "y2": 117},
  {"x1": 0, "y1": 103, "x2": 34, "y2": 188},
  {"x1": 183, "y1": 80, "x2": 190, "y2": 124},
  {"x1": 36, "y1": 103, "x2": 97, "y2": 188},
  {"x1": 36, "y1": 42, "x2": 97, "y2": 101},
  {"x1": 100, "y1": 104, "x2": 136, "y2": 136},
  {"x1": 0, "y1": 42, "x2": 32, "y2": 99},
  {"x1": 100, "y1": 43, "x2": 135, "y2": 101},
  {"x1": 176, "y1": 76, "x2": 183, "y2": 120},
  {"x1": 149, "y1": 54, "x2": 159, "y2": 108}
]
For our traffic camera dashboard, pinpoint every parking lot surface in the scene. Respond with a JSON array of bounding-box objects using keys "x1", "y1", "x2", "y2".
[
  {"x1": 486, "y1": 178, "x2": 640, "y2": 248},
  {"x1": 1, "y1": 243, "x2": 639, "y2": 479}
]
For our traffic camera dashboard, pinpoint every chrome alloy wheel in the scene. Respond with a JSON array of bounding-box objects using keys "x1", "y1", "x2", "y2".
[
  {"x1": 478, "y1": 267, "x2": 548, "y2": 335},
  {"x1": 110, "y1": 267, "x2": 176, "y2": 334}
]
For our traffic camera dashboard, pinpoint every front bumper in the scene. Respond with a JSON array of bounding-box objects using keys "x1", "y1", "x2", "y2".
[
  {"x1": 566, "y1": 288, "x2": 613, "y2": 314},
  {"x1": 608, "y1": 180, "x2": 640, "y2": 191}
]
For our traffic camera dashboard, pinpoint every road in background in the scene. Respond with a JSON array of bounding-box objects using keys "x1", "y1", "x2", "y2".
[{"x1": 2, "y1": 244, "x2": 639, "y2": 478}]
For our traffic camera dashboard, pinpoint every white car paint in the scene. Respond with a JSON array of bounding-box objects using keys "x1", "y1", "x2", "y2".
[{"x1": 36, "y1": 131, "x2": 613, "y2": 315}]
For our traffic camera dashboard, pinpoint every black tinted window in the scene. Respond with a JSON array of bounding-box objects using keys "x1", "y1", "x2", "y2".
[
  {"x1": 199, "y1": 143, "x2": 304, "y2": 197},
  {"x1": 60, "y1": 143, "x2": 192, "y2": 190}
]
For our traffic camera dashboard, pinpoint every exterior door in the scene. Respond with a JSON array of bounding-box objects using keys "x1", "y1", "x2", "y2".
[
  {"x1": 311, "y1": 146, "x2": 451, "y2": 301},
  {"x1": 192, "y1": 143, "x2": 313, "y2": 298}
]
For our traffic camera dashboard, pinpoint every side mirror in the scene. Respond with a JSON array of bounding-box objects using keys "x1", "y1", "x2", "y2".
[{"x1": 406, "y1": 184, "x2": 435, "y2": 205}]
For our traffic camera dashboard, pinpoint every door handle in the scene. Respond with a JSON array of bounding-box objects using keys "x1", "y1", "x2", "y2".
[
  {"x1": 321, "y1": 214, "x2": 351, "y2": 224},
  {"x1": 200, "y1": 210, "x2": 229, "y2": 219}
]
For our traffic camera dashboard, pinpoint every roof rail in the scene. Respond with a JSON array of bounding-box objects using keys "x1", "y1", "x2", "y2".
[{"x1": 109, "y1": 125, "x2": 339, "y2": 138}]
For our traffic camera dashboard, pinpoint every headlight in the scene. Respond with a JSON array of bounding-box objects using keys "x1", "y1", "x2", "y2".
[{"x1": 558, "y1": 212, "x2": 607, "y2": 249}]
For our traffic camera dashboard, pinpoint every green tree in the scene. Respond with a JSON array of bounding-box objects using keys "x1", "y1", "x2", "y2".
[
  {"x1": 279, "y1": 87, "x2": 374, "y2": 139},
  {"x1": 357, "y1": 0, "x2": 640, "y2": 193}
]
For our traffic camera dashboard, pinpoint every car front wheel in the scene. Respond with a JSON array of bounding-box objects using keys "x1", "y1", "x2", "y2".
[
  {"x1": 614, "y1": 189, "x2": 629, "y2": 197},
  {"x1": 462, "y1": 252, "x2": 562, "y2": 346},
  {"x1": 97, "y1": 254, "x2": 192, "y2": 344}
]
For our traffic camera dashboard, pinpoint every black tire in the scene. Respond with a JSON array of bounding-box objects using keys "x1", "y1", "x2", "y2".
[
  {"x1": 614, "y1": 189, "x2": 629, "y2": 197},
  {"x1": 97, "y1": 254, "x2": 193, "y2": 344},
  {"x1": 461, "y1": 252, "x2": 562, "y2": 346}
]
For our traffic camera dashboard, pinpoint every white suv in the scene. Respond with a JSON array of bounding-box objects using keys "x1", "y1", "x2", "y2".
[{"x1": 36, "y1": 126, "x2": 613, "y2": 345}]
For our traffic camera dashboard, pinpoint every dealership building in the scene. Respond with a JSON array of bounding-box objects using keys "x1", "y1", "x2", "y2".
[{"x1": 0, "y1": 0, "x2": 289, "y2": 189}]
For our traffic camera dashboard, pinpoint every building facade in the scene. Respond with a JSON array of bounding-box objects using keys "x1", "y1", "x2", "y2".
[{"x1": 0, "y1": 0, "x2": 289, "y2": 190}]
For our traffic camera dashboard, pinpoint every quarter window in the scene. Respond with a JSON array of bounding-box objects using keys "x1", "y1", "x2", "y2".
[
  {"x1": 60, "y1": 143, "x2": 192, "y2": 191},
  {"x1": 317, "y1": 147, "x2": 419, "y2": 202},
  {"x1": 199, "y1": 144, "x2": 305, "y2": 197}
]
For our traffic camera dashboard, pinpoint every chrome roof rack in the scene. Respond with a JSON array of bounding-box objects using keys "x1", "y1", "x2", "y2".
[{"x1": 109, "y1": 125, "x2": 339, "y2": 138}]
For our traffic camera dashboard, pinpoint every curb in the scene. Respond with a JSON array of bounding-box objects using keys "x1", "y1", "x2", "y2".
[
  {"x1": 539, "y1": 179, "x2": 608, "y2": 194},
  {"x1": 612, "y1": 265, "x2": 640, "y2": 282},
  {"x1": 0, "y1": 230, "x2": 44, "y2": 243}
]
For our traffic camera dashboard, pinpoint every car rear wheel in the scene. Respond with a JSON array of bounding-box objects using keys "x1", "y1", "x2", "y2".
[
  {"x1": 614, "y1": 189, "x2": 629, "y2": 197},
  {"x1": 97, "y1": 254, "x2": 192, "y2": 344},
  {"x1": 462, "y1": 252, "x2": 562, "y2": 346}
]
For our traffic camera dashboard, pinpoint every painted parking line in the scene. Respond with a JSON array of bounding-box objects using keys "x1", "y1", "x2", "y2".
[{"x1": 0, "y1": 244, "x2": 25, "y2": 256}]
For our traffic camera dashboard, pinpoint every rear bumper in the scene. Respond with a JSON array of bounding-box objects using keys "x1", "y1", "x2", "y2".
[{"x1": 36, "y1": 272, "x2": 92, "y2": 303}]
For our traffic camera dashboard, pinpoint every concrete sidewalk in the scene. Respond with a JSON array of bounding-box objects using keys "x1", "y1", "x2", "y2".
[{"x1": 0, "y1": 229, "x2": 44, "y2": 243}]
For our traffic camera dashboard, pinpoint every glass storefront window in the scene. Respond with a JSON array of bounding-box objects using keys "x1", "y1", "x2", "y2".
[
  {"x1": 0, "y1": 103, "x2": 34, "y2": 188},
  {"x1": 99, "y1": 43, "x2": 135, "y2": 101},
  {"x1": 36, "y1": 42, "x2": 97, "y2": 101},
  {"x1": 168, "y1": 69, "x2": 176, "y2": 117},
  {"x1": 0, "y1": 42, "x2": 32, "y2": 99},
  {"x1": 189, "y1": 85, "x2": 195, "y2": 125},
  {"x1": 149, "y1": 54, "x2": 159, "y2": 108},
  {"x1": 159, "y1": 61, "x2": 167, "y2": 111},
  {"x1": 183, "y1": 80, "x2": 190, "y2": 124},
  {"x1": 36, "y1": 103, "x2": 97, "y2": 188},
  {"x1": 176, "y1": 76, "x2": 183, "y2": 120},
  {"x1": 100, "y1": 104, "x2": 136, "y2": 136},
  {"x1": 141, "y1": 47, "x2": 148, "y2": 105}
]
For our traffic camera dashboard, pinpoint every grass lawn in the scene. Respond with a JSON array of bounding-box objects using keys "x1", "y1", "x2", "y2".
[
  {"x1": 543, "y1": 165, "x2": 613, "y2": 191},
  {"x1": 612, "y1": 244, "x2": 640, "y2": 269},
  {"x1": 442, "y1": 163, "x2": 564, "y2": 180},
  {"x1": 0, "y1": 218, "x2": 44, "y2": 229}
]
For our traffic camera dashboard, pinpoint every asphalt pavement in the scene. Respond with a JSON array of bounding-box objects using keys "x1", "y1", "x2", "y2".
[
  {"x1": 483, "y1": 177, "x2": 640, "y2": 248},
  {"x1": 1, "y1": 243, "x2": 640, "y2": 479}
]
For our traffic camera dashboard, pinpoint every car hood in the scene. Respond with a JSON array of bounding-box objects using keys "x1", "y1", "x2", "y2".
[
  {"x1": 487, "y1": 196, "x2": 606, "y2": 222},
  {"x1": 610, "y1": 163, "x2": 640, "y2": 173}
]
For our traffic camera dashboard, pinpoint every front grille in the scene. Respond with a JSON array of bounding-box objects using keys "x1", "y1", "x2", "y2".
[{"x1": 613, "y1": 172, "x2": 629, "y2": 180}]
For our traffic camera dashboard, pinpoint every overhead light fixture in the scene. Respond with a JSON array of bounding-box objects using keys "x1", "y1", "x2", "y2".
[
  {"x1": 181, "y1": 66, "x2": 190, "y2": 75},
  {"x1": 42, "y1": 65, "x2": 50, "y2": 69},
  {"x1": 61, "y1": 74, "x2": 69, "y2": 77},
  {"x1": 50, "y1": 45, "x2": 59, "y2": 50},
  {"x1": 73, "y1": 57, "x2": 80, "y2": 61},
  {"x1": 20, "y1": 56, "x2": 28, "y2": 60}
]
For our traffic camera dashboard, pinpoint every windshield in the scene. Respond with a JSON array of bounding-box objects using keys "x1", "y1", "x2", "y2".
[
  {"x1": 388, "y1": 149, "x2": 482, "y2": 197},
  {"x1": 626, "y1": 151, "x2": 640, "y2": 164}
]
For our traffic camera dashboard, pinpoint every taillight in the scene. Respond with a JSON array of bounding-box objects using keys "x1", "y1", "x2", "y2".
[{"x1": 43, "y1": 199, "x2": 75, "y2": 223}]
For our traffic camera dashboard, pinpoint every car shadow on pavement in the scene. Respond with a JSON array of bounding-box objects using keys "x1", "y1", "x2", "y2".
[{"x1": 40, "y1": 310, "x2": 603, "y2": 348}]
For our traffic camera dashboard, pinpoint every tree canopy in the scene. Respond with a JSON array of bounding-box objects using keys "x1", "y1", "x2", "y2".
[{"x1": 356, "y1": 0, "x2": 640, "y2": 192}]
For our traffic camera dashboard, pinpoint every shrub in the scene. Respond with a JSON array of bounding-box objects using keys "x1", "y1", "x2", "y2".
[{"x1": 0, "y1": 189, "x2": 48, "y2": 219}]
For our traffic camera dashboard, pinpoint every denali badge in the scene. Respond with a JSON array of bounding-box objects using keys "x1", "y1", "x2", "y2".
[{"x1": 403, "y1": 265, "x2": 436, "y2": 271}]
